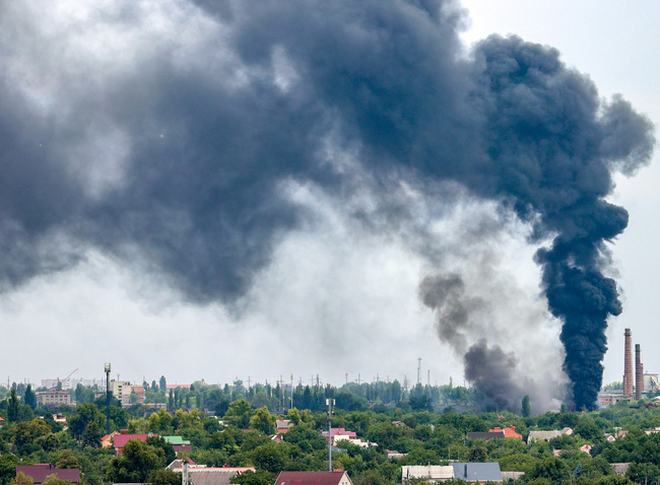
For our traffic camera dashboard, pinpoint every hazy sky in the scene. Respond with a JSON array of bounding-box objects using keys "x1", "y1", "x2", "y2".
[{"x1": 1, "y1": 0, "x2": 657, "y2": 404}]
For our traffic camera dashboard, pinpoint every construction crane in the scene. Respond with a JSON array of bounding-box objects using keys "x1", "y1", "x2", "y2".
[{"x1": 52, "y1": 368, "x2": 78, "y2": 390}]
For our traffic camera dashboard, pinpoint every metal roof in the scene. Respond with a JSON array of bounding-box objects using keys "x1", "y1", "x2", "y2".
[{"x1": 451, "y1": 463, "x2": 502, "y2": 482}]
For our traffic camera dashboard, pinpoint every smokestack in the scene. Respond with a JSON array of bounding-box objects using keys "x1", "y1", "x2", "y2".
[
  {"x1": 635, "y1": 344, "x2": 644, "y2": 400},
  {"x1": 623, "y1": 328, "x2": 633, "y2": 397}
]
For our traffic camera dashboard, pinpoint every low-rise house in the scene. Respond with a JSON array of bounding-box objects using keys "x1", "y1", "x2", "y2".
[
  {"x1": 501, "y1": 471, "x2": 525, "y2": 482},
  {"x1": 402, "y1": 465, "x2": 454, "y2": 484},
  {"x1": 274, "y1": 471, "x2": 353, "y2": 485},
  {"x1": 276, "y1": 419, "x2": 294, "y2": 434},
  {"x1": 333, "y1": 436, "x2": 376, "y2": 448},
  {"x1": 113, "y1": 433, "x2": 154, "y2": 455},
  {"x1": 467, "y1": 431, "x2": 505, "y2": 440},
  {"x1": 527, "y1": 428, "x2": 573, "y2": 444},
  {"x1": 163, "y1": 436, "x2": 193, "y2": 455},
  {"x1": 101, "y1": 431, "x2": 119, "y2": 449},
  {"x1": 167, "y1": 461, "x2": 254, "y2": 485},
  {"x1": 16, "y1": 464, "x2": 81, "y2": 484},
  {"x1": 321, "y1": 427, "x2": 357, "y2": 440},
  {"x1": 489, "y1": 426, "x2": 522, "y2": 440},
  {"x1": 611, "y1": 463, "x2": 630, "y2": 476},
  {"x1": 52, "y1": 414, "x2": 68, "y2": 424},
  {"x1": 580, "y1": 444, "x2": 593, "y2": 454},
  {"x1": 386, "y1": 450, "x2": 407, "y2": 460},
  {"x1": 452, "y1": 463, "x2": 502, "y2": 482}
]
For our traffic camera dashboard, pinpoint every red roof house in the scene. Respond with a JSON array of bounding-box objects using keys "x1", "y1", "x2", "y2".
[
  {"x1": 488, "y1": 426, "x2": 523, "y2": 440},
  {"x1": 16, "y1": 464, "x2": 81, "y2": 484},
  {"x1": 274, "y1": 471, "x2": 353, "y2": 485},
  {"x1": 321, "y1": 428, "x2": 357, "y2": 439},
  {"x1": 113, "y1": 433, "x2": 154, "y2": 455}
]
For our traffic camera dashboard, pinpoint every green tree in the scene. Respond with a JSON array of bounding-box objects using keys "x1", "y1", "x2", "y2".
[
  {"x1": 355, "y1": 470, "x2": 389, "y2": 485},
  {"x1": 148, "y1": 409, "x2": 174, "y2": 434},
  {"x1": 146, "y1": 436, "x2": 176, "y2": 465},
  {"x1": 595, "y1": 477, "x2": 637, "y2": 485},
  {"x1": 250, "y1": 443, "x2": 286, "y2": 473},
  {"x1": 14, "y1": 418, "x2": 52, "y2": 452},
  {"x1": 467, "y1": 445, "x2": 488, "y2": 462},
  {"x1": 41, "y1": 475, "x2": 70, "y2": 485},
  {"x1": 230, "y1": 470, "x2": 275, "y2": 485},
  {"x1": 522, "y1": 395, "x2": 531, "y2": 417},
  {"x1": 0, "y1": 455, "x2": 20, "y2": 485},
  {"x1": 148, "y1": 469, "x2": 181, "y2": 485},
  {"x1": 626, "y1": 462, "x2": 660, "y2": 485},
  {"x1": 23, "y1": 385, "x2": 36, "y2": 410},
  {"x1": 69, "y1": 403, "x2": 104, "y2": 440},
  {"x1": 249, "y1": 407, "x2": 276, "y2": 435},
  {"x1": 225, "y1": 400, "x2": 253, "y2": 429},
  {"x1": 526, "y1": 457, "x2": 568, "y2": 484},
  {"x1": 7, "y1": 389, "x2": 20, "y2": 422},
  {"x1": 82, "y1": 420, "x2": 102, "y2": 448},
  {"x1": 55, "y1": 450, "x2": 80, "y2": 469},
  {"x1": 12, "y1": 472, "x2": 33, "y2": 485},
  {"x1": 105, "y1": 439, "x2": 165, "y2": 483}
]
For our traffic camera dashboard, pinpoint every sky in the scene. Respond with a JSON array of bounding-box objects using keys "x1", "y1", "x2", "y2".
[{"x1": 0, "y1": 0, "x2": 658, "y2": 409}]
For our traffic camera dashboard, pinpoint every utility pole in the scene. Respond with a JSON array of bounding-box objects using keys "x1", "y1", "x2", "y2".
[
  {"x1": 104, "y1": 363, "x2": 111, "y2": 435},
  {"x1": 326, "y1": 398, "x2": 335, "y2": 471}
]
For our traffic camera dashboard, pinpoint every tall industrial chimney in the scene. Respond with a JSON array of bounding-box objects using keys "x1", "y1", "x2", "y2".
[
  {"x1": 635, "y1": 344, "x2": 644, "y2": 400},
  {"x1": 623, "y1": 328, "x2": 633, "y2": 397}
]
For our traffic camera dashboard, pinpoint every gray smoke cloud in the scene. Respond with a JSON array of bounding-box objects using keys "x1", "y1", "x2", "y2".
[{"x1": 0, "y1": 0, "x2": 654, "y2": 408}]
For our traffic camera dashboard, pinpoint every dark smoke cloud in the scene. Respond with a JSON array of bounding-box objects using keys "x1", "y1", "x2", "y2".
[
  {"x1": 419, "y1": 274, "x2": 482, "y2": 353},
  {"x1": 0, "y1": 0, "x2": 654, "y2": 409},
  {"x1": 464, "y1": 341, "x2": 522, "y2": 411}
]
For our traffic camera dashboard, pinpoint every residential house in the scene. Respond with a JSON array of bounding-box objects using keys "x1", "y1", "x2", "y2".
[
  {"x1": 112, "y1": 433, "x2": 153, "y2": 455},
  {"x1": 489, "y1": 426, "x2": 522, "y2": 440},
  {"x1": 321, "y1": 427, "x2": 357, "y2": 440},
  {"x1": 275, "y1": 419, "x2": 293, "y2": 434},
  {"x1": 101, "y1": 431, "x2": 119, "y2": 449},
  {"x1": 501, "y1": 472, "x2": 525, "y2": 482},
  {"x1": 451, "y1": 463, "x2": 502, "y2": 482},
  {"x1": 466, "y1": 431, "x2": 505, "y2": 440},
  {"x1": 611, "y1": 464, "x2": 630, "y2": 476},
  {"x1": 16, "y1": 464, "x2": 80, "y2": 484},
  {"x1": 580, "y1": 444, "x2": 593, "y2": 455},
  {"x1": 167, "y1": 460, "x2": 254, "y2": 485},
  {"x1": 386, "y1": 450, "x2": 407, "y2": 460},
  {"x1": 527, "y1": 428, "x2": 573, "y2": 444},
  {"x1": 274, "y1": 471, "x2": 353, "y2": 485},
  {"x1": 402, "y1": 465, "x2": 454, "y2": 484},
  {"x1": 163, "y1": 436, "x2": 193, "y2": 455},
  {"x1": 52, "y1": 414, "x2": 68, "y2": 424}
]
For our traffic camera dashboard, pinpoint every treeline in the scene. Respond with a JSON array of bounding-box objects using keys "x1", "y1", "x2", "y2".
[
  {"x1": 2, "y1": 379, "x2": 475, "y2": 414},
  {"x1": 4, "y1": 380, "x2": 660, "y2": 485}
]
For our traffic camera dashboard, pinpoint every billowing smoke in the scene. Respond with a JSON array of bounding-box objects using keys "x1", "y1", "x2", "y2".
[
  {"x1": 464, "y1": 341, "x2": 520, "y2": 411},
  {"x1": 0, "y1": 0, "x2": 654, "y2": 409}
]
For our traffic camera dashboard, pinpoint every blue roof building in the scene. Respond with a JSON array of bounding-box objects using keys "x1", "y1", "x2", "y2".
[{"x1": 451, "y1": 463, "x2": 502, "y2": 482}]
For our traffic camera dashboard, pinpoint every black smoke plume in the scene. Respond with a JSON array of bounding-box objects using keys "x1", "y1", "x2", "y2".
[{"x1": 0, "y1": 0, "x2": 654, "y2": 409}]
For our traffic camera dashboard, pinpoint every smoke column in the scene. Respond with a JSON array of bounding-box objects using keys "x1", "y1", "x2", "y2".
[{"x1": 0, "y1": 0, "x2": 654, "y2": 409}]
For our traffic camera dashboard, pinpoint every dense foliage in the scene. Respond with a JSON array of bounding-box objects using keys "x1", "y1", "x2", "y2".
[{"x1": 1, "y1": 380, "x2": 659, "y2": 485}]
